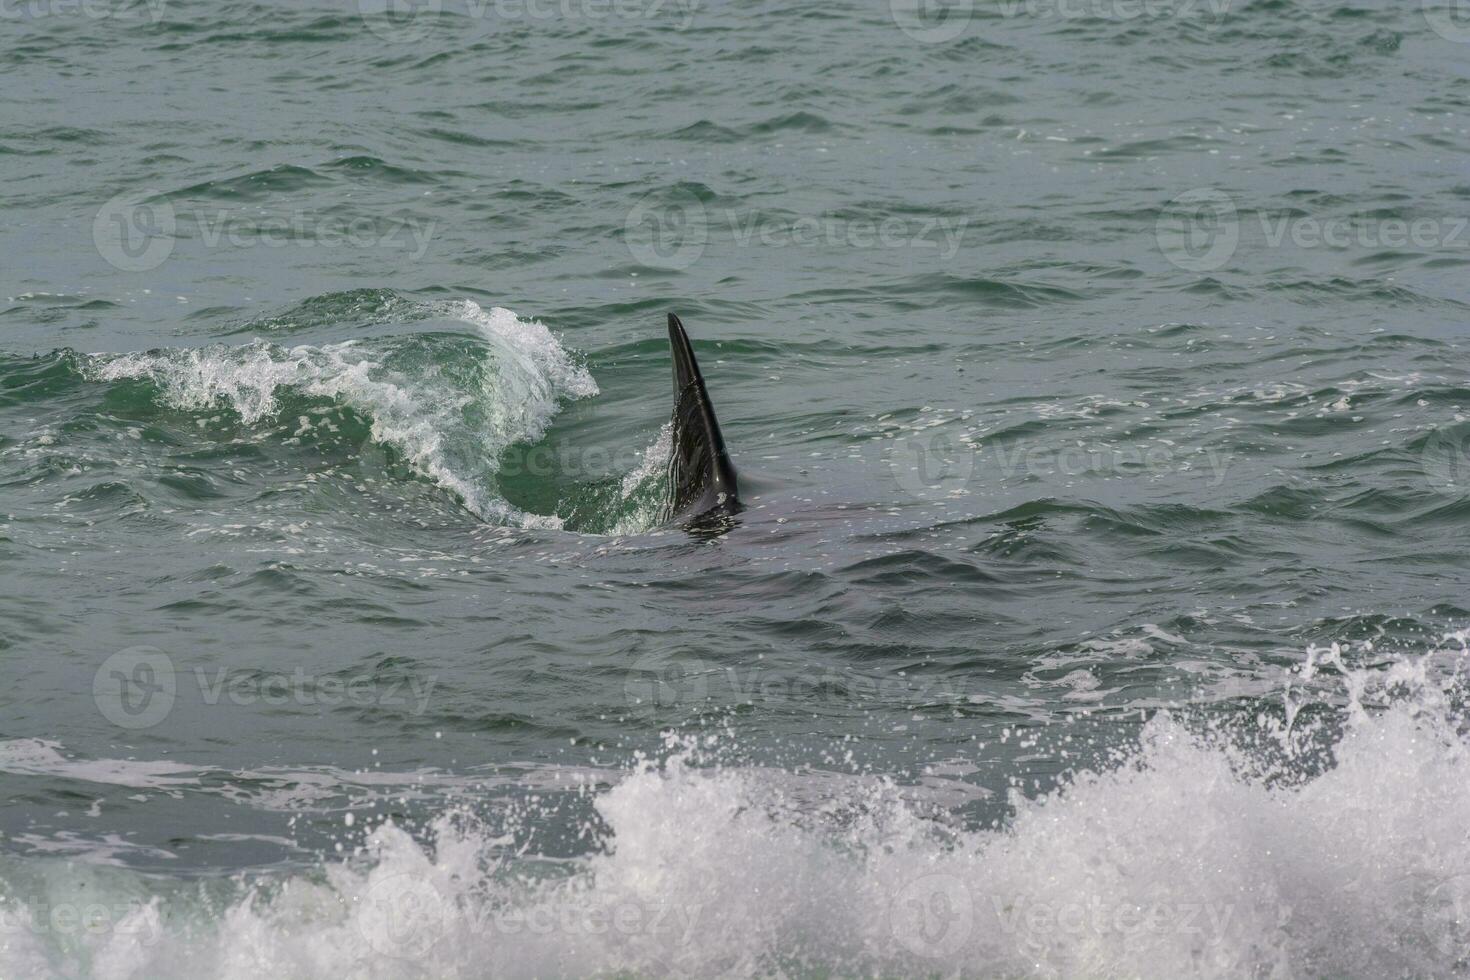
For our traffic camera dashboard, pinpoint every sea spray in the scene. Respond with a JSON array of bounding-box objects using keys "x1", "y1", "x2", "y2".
[{"x1": 6, "y1": 636, "x2": 1470, "y2": 977}]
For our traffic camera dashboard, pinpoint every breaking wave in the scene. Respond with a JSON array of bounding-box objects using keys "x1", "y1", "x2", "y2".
[
  {"x1": 5, "y1": 636, "x2": 1470, "y2": 978},
  {"x1": 79, "y1": 301, "x2": 599, "y2": 529}
]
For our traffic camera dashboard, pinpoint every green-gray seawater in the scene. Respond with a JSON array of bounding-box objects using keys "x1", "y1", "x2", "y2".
[{"x1": 3, "y1": 0, "x2": 1470, "y2": 975}]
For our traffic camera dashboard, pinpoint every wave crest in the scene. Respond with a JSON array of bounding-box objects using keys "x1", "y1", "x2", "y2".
[{"x1": 80, "y1": 301, "x2": 597, "y2": 528}]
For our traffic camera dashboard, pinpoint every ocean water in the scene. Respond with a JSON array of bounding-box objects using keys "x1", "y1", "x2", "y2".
[{"x1": 3, "y1": 0, "x2": 1470, "y2": 976}]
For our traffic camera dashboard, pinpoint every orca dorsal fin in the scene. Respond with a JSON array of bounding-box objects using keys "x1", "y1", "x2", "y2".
[{"x1": 666, "y1": 313, "x2": 739, "y2": 521}]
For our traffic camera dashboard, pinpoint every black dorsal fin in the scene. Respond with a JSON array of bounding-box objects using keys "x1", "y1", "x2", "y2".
[{"x1": 666, "y1": 313, "x2": 739, "y2": 521}]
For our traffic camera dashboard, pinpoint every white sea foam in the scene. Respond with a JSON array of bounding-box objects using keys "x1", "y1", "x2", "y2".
[
  {"x1": 0, "y1": 738, "x2": 198, "y2": 789},
  {"x1": 80, "y1": 302, "x2": 597, "y2": 528},
  {"x1": 0, "y1": 738, "x2": 616, "y2": 813},
  {"x1": 608, "y1": 422, "x2": 673, "y2": 536},
  {"x1": 6, "y1": 637, "x2": 1470, "y2": 978}
]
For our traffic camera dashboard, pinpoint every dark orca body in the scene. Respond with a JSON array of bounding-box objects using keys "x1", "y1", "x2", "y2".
[{"x1": 665, "y1": 313, "x2": 740, "y2": 524}]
